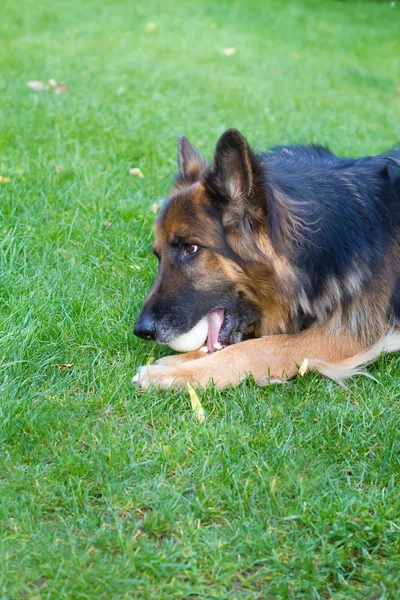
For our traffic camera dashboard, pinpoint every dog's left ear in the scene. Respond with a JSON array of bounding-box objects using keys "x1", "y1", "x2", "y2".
[{"x1": 176, "y1": 136, "x2": 207, "y2": 184}]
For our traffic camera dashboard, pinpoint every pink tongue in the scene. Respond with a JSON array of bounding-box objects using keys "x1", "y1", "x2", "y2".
[{"x1": 207, "y1": 310, "x2": 225, "y2": 352}]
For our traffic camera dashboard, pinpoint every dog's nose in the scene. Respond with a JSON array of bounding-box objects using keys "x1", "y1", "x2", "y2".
[{"x1": 134, "y1": 311, "x2": 157, "y2": 341}]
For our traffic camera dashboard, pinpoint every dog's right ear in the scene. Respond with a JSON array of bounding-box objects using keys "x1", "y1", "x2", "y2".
[
  {"x1": 209, "y1": 129, "x2": 255, "y2": 202},
  {"x1": 204, "y1": 129, "x2": 263, "y2": 232},
  {"x1": 176, "y1": 136, "x2": 207, "y2": 185}
]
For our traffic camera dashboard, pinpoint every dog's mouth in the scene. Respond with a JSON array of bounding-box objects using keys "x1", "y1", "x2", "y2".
[
  {"x1": 206, "y1": 309, "x2": 240, "y2": 352},
  {"x1": 153, "y1": 302, "x2": 258, "y2": 350}
]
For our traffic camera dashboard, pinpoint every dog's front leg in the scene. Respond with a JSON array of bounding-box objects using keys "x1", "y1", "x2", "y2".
[
  {"x1": 153, "y1": 348, "x2": 207, "y2": 367},
  {"x1": 133, "y1": 336, "x2": 294, "y2": 389},
  {"x1": 133, "y1": 342, "x2": 253, "y2": 389},
  {"x1": 133, "y1": 330, "x2": 366, "y2": 389}
]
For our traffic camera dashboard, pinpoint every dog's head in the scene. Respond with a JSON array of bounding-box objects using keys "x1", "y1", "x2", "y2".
[{"x1": 134, "y1": 129, "x2": 288, "y2": 348}]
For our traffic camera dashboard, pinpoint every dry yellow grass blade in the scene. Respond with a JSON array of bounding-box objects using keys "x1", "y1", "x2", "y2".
[
  {"x1": 187, "y1": 383, "x2": 206, "y2": 423},
  {"x1": 298, "y1": 358, "x2": 308, "y2": 377}
]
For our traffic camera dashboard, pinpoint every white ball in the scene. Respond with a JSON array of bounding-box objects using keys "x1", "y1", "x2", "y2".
[{"x1": 168, "y1": 317, "x2": 208, "y2": 352}]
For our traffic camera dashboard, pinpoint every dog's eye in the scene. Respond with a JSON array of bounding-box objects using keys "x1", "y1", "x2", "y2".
[{"x1": 183, "y1": 243, "x2": 198, "y2": 256}]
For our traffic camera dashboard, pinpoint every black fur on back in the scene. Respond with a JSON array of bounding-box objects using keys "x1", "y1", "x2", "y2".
[{"x1": 261, "y1": 145, "x2": 400, "y2": 302}]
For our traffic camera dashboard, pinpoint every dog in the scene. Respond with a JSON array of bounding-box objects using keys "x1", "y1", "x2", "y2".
[{"x1": 133, "y1": 129, "x2": 400, "y2": 389}]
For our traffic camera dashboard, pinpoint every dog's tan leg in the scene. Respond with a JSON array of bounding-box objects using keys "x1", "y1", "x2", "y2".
[
  {"x1": 133, "y1": 330, "x2": 366, "y2": 389},
  {"x1": 154, "y1": 348, "x2": 207, "y2": 366}
]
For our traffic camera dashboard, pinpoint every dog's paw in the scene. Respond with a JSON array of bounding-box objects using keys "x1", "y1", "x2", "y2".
[{"x1": 132, "y1": 364, "x2": 186, "y2": 389}]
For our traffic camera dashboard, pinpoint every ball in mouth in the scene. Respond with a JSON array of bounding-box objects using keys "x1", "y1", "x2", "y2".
[
  {"x1": 168, "y1": 310, "x2": 232, "y2": 353},
  {"x1": 167, "y1": 317, "x2": 208, "y2": 352}
]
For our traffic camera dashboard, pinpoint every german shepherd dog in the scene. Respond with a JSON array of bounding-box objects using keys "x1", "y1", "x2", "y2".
[{"x1": 133, "y1": 129, "x2": 400, "y2": 389}]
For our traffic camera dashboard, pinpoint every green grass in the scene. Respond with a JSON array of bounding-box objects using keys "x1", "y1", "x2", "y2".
[{"x1": 1, "y1": 0, "x2": 400, "y2": 597}]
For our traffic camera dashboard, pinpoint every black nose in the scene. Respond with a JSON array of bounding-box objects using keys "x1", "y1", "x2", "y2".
[{"x1": 134, "y1": 310, "x2": 157, "y2": 341}]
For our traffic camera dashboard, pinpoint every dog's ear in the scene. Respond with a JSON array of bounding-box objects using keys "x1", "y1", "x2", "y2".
[
  {"x1": 210, "y1": 129, "x2": 255, "y2": 201},
  {"x1": 205, "y1": 129, "x2": 262, "y2": 229},
  {"x1": 176, "y1": 136, "x2": 207, "y2": 184},
  {"x1": 384, "y1": 160, "x2": 400, "y2": 189}
]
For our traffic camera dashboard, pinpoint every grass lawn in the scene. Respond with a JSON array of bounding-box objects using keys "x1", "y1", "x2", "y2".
[{"x1": 1, "y1": 0, "x2": 400, "y2": 597}]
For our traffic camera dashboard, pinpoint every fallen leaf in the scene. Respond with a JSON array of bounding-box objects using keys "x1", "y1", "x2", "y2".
[
  {"x1": 27, "y1": 80, "x2": 48, "y2": 91},
  {"x1": 129, "y1": 167, "x2": 144, "y2": 178},
  {"x1": 59, "y1": 363, "x2": 75, "y2": 371},
  {"x1": 55, "y1": 83, "x2": 68, "y2": 95},
  {"x1": 223, "y1": 47, "x2": 236, "y2": 56},
  {"x1": 298, "y1": 358, "x2": 308, "y2": 377},
  {"x1": 53, "y1": 165, "x2": 63, "y2": 173},
  {"x1": 27, "y1": 79, "x2": 67, "y2": 94},
  {"x1": 187, "y1": 383, "x2": 206, "y2": 423},
  {"x1": 145, "y1": 22, "x2": 157, "y2": 32},
  {"x1": 49, "y1": 79, "x2": 68, "y2": 94},
  {"x1": 0, "y1": 176, "x2": 11, "y2": 183},
  {"x1": 151, "y1": 203, "x2": 159, "y2": 214},
  {"x1": 103, "y1": 220, "x2": 112, "y2": 228}
]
